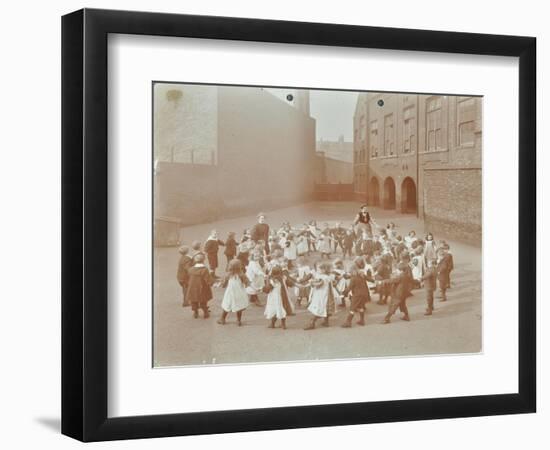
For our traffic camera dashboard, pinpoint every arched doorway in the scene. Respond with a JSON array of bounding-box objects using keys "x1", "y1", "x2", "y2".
[
  {"x1": 383, "y1": 177, "x2": 396, "y2": 209},
  {"x1": 368, "y1": 177, "x2": 380, "y2": 206},
  {"x1": 401, "y1": 177, "x2": 417, "y2": 214}
]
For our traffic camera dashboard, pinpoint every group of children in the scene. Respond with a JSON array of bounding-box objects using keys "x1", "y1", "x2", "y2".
[{"x1": 176, "y1": 220, "x2": 454, "y2": 329}]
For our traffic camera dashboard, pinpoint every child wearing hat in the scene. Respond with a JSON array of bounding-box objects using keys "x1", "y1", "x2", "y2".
[
  {"x1": 186, "y1": 253, "x2": 214, "y2": 319},
  {"x1": 190, "y1": 240, "x2": 205, "y2": 263},
  {"x1": 218, "y1": 259, "x2": 249, "y2": 326},
  {"x1": 176, "y1": 245, "x2": 193, "y2": 307}
]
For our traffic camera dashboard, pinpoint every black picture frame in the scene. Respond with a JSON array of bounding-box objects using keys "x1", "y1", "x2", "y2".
[{"x1": 61, "y1": 8, "x2": 536, "y2": 442}]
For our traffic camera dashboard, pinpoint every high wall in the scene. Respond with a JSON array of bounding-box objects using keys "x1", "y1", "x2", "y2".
[
  {"x1": 153, "y1": 85, "x2": 317, "y2": 240},
  {"x1": 217, "y1": 86, "x2": 316, "y2": 213},
  {"x1": 423, "y1": 168, "x2": 482, "y2": 246},
  {"x1": 323, "y1": 157, "x2": 354, "y2": 183}
]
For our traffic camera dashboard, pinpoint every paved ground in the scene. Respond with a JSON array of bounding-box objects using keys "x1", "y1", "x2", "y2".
[{"x1": 153, "y1": 201, "x2": 481, "y2": 367}]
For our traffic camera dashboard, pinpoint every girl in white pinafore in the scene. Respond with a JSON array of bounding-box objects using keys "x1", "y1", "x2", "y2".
[
  {"x1": 305, "y1": 262, "x2": 337, "y2": 330},
  {"x1": 283, "y1": 233, "x2": 298, "y2": 269},
  {"x1": 246, "y1": 253, "x2": 265, "y2": 306},
  {"x1": 296, "y1": 232, "x2": 309, "y2": 257},
  {"x1": 218, "y1": 259, "x2": 249, "y2": 326},
  {"x1": 333, "y1": 258, "x2": 349, "y2": 308}
]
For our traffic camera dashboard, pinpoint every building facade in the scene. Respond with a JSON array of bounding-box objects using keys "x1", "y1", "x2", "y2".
[{"x1": 353, "y1": 92, "x2": 482, "y2": 245}]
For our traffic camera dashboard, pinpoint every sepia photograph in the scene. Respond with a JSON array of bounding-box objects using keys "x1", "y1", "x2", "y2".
[{"x1": 152, "y1": 82, "x2": 482, "y2": 367}]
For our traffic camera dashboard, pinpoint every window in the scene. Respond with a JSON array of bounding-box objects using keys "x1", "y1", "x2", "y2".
[
  {"x1": 359, "y1": 115, "x2": 366, "y2": 141},
  {"x1": 426, "y1": 96, "x2": 443, "y2": 151},
  {"x1": 370, "y1": 120, "x2": 378, "y2": 158},
  {"x1": 384, "y1": 114, "x2": 395, "y2": 156},
  {"x1": 457, "y1": 97, "x2": 476, "y2": 146},
  {"x1": 403, "y1": 107, "x2": 416, "y2": 153}
]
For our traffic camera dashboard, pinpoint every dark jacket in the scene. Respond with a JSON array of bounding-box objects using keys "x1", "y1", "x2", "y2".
[
  {"x1": 344, "y1": 273, "x2": 373, "y2": 300},
  {"x1": 343, "y1": 234, "x2": 355, "y2": 249},
  {"x1": 176, "y1": 255, "x2": 193, "y2": 287},
  {"x1": 421, "y1": 266, "x2": 437, "y2": 291},
  {"x1": 224, "y1": 237, "x2": 238, "y2": 258},
  {"x1": 382, "y1": 271, "x2": 412, "y2": 303},
  {"x1": 362, "y1": 239, "x2": 376, "y2": 256},
  {"x1": 204, "y1": 238, "x2": 224, "y2": 269},
  {"x1": 437, "y1": 253, "x2": 453, "y2": 289},
  {"x1": 331, "y1": 226, "x2": 346, "y2": 242},
  {"x1": 250, "y1": 223, "x2": 270, "y2": 251},
  {"x1": 186, "y1": 265, "x2": 213, "y2": 304}
]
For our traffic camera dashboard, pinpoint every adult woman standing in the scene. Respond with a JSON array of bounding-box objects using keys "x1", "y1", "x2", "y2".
[{"x1": 353, "y1": 204, "x2": 376, "y2": 237}]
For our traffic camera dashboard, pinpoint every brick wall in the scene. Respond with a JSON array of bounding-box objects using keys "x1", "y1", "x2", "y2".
[
  {"x1": 154, "y1": 84, "x2": 217, "y2": 164},
  {"x1": 423, "y1": 167, "x2": 482, "y2": 246},
  {"x1": 154, "y1": 162, "x2": 222, "y2": 227}
]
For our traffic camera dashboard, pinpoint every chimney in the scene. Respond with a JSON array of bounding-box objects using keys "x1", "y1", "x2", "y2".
[{"x1": 294, "y1": 90, "x2": 310, "y2": 116}]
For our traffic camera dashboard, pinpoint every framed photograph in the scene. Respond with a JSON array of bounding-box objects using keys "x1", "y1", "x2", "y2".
[{"x1": 61, "y1": 8, "x2": 536, "y2": 442}]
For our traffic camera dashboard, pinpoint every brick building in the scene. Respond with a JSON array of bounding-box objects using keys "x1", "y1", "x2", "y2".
[
  {"x1": 353, "y1": 92, "x2": 482, "y2": 245},
  {"x1": 153, "y1": 84, "x2": 316, "y2": 244}
]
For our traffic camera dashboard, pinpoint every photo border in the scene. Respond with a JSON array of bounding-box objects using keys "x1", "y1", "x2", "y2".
[{"x1": 61, "y1": 8, "x2": 536, "y2": 441}]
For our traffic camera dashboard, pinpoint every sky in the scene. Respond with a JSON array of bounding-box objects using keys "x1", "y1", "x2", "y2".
[
  {"x1": 266, "y1": 88, "x2": 358, "y2": 142},
  {"x1": 309, "y1": 90, "x2": 358, "y2": 142}
]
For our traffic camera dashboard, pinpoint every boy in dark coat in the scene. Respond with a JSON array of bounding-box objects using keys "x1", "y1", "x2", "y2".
[
  {"x1": 224, "y1": 231, "x2": 238, "y2": 268},
  {"x1": 186, "y1": 254, "x2": 214, "y2": 319},
  {"x1": 379, "y1": 262, "x2": 413, "y2": 324},
  {"x1": 374, "y1": 254, "x2": 392, "y2": 305},
  {"x1": 343, "y1": 229, "x2": 355, "y2": 259},
  {"x1": 421, "y1": 259, "x2": 437, "y2": 315},
  {"x1": 437, "y1": 245, "x2": 453, "y2": 302},
  {"x1": 176, "y1": 246, "x2": 193, "y2": 307},
  {"x1": 331, "y1": 222, "x2": 347, "y2": 254},
  {"x1": 341, "y1": 257, "x2": 373, "y2": 327},
  {"x1": 204, "y1": 230, "x2": 225, "y2": 278}
]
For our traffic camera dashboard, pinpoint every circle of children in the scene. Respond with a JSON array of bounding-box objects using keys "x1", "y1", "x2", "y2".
[{"x1": 176, "y1": 206, "x2": 454, "y2": 331}]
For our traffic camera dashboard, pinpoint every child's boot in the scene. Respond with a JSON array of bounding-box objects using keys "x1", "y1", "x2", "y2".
[
  {"x1": 217, "y1": 310, "x2": 228, "y2": 325},
  {"x1": 281, "y1": 318, "x2": 287, "y2": 329},
  {"x1": 236, "y1": 310, "x2": 243, "y2": 326},
  {"x1": 357, "y1": 311, "x2": 366, "y2": 326},
  {"x1": 268, "y1": 317, "x2": 277, "y2": 328},
  {"x1": 321, "y1": 316, "x2": 329, "y2": 327},
  {"x1": 341, "y1": 313, "x2": 353, "y2": 328},
  {"x1": 304, "y1": 317, "x2": 317, "y2": 330}
]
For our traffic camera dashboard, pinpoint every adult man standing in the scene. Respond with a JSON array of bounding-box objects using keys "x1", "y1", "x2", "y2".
[{"x1": 250, "y1": 212, "x2": 270, "y2": 254}]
